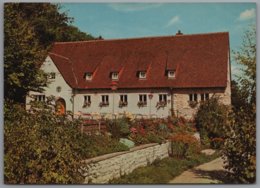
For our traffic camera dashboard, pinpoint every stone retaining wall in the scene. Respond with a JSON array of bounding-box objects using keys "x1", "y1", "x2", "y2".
[{"x1": 80, "y1": 142, "x2": 171, "y2": 184}]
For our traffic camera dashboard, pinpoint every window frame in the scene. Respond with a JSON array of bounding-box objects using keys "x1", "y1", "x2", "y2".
[
  {"x1": 111, "y1": 72, "x2": 119, "y2": 80},
  {"x1": 201, "y1": 93, "x2": 210, "y2": 101},
  {"x1": 84, "y1": 95, "x2": 91, "y2": 103},
  {"x1": 34, "y1": 95, "x2": 45, "y2": 102},
  {"x1": 139, "y1": 71, "x2": 147, "y2": 79},
  {"x1": 120, "y1": 95, "x2": 128, "y2": 103},
  {"x1": 159, "y1": 94, "x2": 167, "y2": 102},
  {"x1": 139, "y1": 94, "x2": 147, "y2": 103},
  {"x1": 189, "y1": 93, "x2": 198, "y2": 102},
  {"x1": 167, "y1": 70, "x2": 175, "y2": 78},
  {"x1": 101, "y1": 95, "x2": 109, "y2": 104},
  {"x1": 85, "y1": 72, "x2": 93, "y2": 81}
]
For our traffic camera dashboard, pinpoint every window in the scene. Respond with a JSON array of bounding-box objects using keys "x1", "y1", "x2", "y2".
[
  {"x1": 201, "y1": 93, "x2": 210, "y2": 101},
  {"x1": 85, "y1": 73, "x2": 93, "y2": 81},
  {"x1": 139, "y1": 94, "x2": 147, "y2": 104},
  {"x1": 168, "y1": 70, "x2": 175, "y2": 78},
  {"x1": 101, "y1": 95, "x2": 109, "y2": 104},
  {"x1": 84, "y1": 95, "x2": 91, "y2": 106},
  {"x1": 120, "y1": 95, "x2": 128, "y2": 103},
  {"x1": 159, "y1": 94, "x2": 167, "y2": 102},
  {"x1": 139, "y1": 71, "x2": 147, "y2": 79},
  {"x1": 34, "y1": 95, "x2": 45, "y2": 102},
  {"x1": 119, "y1": 95, "x2": 128, "y2": 107},
  {"x1": 48, "y1": 72, "x2": 55, "y2": 79},
  {"x1": 205, "y1": 93, "x2": 209, "y2": 100},
  {"x1": 111, "y1": 72, "x2": 119, "y2": 80},
  {"x1": 56, "y1": 86, "x2": 61, "y2": 93},
  {"x1": 189, "y1": 94, "x2": 198, "y2": 102}
]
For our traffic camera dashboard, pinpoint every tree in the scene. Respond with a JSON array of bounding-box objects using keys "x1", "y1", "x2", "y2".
[
  {"x1": 222, "y1": 25, "x2": 256, "y2": 183},
  {"x1": 4, "y1": 3, "x2": 96, "y2": 103},
  {"x1": 233, "y1": 24, "x2": 256, "y2": 112}
]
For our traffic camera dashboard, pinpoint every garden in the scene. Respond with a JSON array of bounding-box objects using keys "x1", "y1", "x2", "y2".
[{"x1": 4, "y1": 99, "x2": 204, "y2": 184}]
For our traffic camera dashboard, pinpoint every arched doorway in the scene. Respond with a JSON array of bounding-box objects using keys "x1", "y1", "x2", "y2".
[{"x1": 56, "y1": 98, "x2": 66, "y2": 115}]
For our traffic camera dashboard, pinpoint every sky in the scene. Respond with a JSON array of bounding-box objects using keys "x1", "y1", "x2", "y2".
[{"x1": 60, "y1": 3, "x2": 256, "y2": 79}]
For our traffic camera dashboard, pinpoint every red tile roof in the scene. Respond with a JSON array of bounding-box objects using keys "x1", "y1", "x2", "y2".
[{"x1": 49, "y1": 32, "x2": 229, "y2": 89}]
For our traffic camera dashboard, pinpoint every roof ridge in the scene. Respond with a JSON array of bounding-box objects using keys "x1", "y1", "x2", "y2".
[
  {"x1": 53, "y1": 31, "x2": 229, "y2": 45},
  {"x1": 48, "y1": 52, "x2": 70, "y2": 61}
]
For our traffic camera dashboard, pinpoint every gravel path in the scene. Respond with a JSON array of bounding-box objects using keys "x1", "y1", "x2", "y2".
[{"x1": 169, "y1": 157, "x2": 229, "y2": 184}]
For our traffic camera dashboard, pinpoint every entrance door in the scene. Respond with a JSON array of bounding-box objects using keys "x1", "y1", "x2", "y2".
[{"x1": 56, "y1": 98, "x2": 66, "y2": 115}]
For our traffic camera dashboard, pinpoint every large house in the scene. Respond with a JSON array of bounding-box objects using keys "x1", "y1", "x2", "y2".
[{"x1": 26, "y1": 31, "x2": 231, "y2": 119}]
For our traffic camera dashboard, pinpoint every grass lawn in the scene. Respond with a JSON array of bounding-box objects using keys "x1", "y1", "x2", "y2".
[{"x1": 110, "y1": 152, "x2": 220, "y2": 184}]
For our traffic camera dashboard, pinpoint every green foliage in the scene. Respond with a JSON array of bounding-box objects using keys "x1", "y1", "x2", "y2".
[
  {"x1": 195, "y1": 97, "x2": 230, "y2": 147},
  {"x1": 222, "y1": 25, "x2": 256, "y2": 183},
  {"x1": 110, "y1": 152, "x2": 220, "y2": 184},
  {"x1": 106, "y1": 117, "x2": 131, "y2": 139},
  {"x1": 222, "y1": 110, "x2": 256, "y2": 183},
  {"x1": 4, "y1": 3, "x2": 96, "y2": 103},
  {"x1": 233, "y1": 25, "x2": 256, "y2": 110},
  {"x1": 4, "y1": 101, "x2": 127, "y2": 184}
]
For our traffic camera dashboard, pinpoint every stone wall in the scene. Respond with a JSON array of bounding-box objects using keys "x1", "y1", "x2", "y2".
[{"x1": 80, "y1": 142, "x2": 171, "y2": 184}]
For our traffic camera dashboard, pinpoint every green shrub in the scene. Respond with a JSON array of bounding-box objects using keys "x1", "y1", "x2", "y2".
[
  {"x1": 222, "y1": 110, "x2": 256, "y2": 183},
  {"x1": 106, "y1": 117, "x2": 130, "y2": 139},
  {"x1": 4, "y1": 101, "x2": 128, "y2": 184},
  {"x1": 194, "y1": 97, "x2": 229, "y2": 147},
  {"x1": 146, "y1": 133, "x2": 163, "y2": 144}
]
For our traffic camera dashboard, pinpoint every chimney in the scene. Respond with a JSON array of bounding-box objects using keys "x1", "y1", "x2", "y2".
[{"x1": 176, "y1": 30, "x2": 183, "y2": 35}]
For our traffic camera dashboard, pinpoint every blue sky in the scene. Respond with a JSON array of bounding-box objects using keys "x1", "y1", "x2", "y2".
[{"x1": 60, "y1": 3, "x2": 256, "y2": 79}]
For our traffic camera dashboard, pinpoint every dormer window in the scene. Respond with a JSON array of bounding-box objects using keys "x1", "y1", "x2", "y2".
[
  {"x1": 111, "y1": 72, "x2": 119, "y2": 80},
  {"x1": 139, "y1": 71, "x2": 147, "y2": 79},
  {"x1": 85, "y1": 72, "x2": 93, "y2": 81},
  {"x1": 168, "y1": 70, "x2": 175, "y2": 79}
]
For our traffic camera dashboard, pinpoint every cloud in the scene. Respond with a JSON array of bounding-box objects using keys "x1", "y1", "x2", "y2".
[
  {"x1": 108, "y1": 3, "x2": 162, "y2": 12},
  {"x1": 238, "y1": 8, "x2": 255, "y2": 21},
  {"x1": 166, "y1": 16, "x2": 180, "y2": 27}
]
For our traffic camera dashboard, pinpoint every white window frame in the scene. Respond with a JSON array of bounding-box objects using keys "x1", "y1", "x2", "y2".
[
  {"x1": 111, "y1": 72, "x2": 119, "y2": 80},
  {"x1": 34, "y1": 95, "x2": 45, "y2": 102},
  {"x1": 84, "y1": 95, "x2": 91, "y2": 104},
  {"x1": 139, "y1": 71, "x2": 147, "y2": 79},
  {"x1": 159, "y1": 94, "x2": 167, "y2": 102},
  {"x1": 85, "y1": 73, "x2": 93, "y2": 81},
  {"x1": 120, "y1": 95, "x2": 128, "y2": 103},
  {"x1": 101, "y1": 95, "x2": 109, "y2": 104},
  {"x1": 168, "y1": 70, "x2": 175, "y2": 78},
  {"x1": 189, "y1": 94, "x2": 198, "y2": 102},
  {"x1": 139, "y1": 94, "x2": 147, "y2": 103},
  {"x1": 201, "y1": 93, "x2": 209, "y2": 101}
]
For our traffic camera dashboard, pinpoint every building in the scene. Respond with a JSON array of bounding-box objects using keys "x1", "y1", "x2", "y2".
[{"x1": 26, "y1": 31, "x2": 231, "y2": 119}]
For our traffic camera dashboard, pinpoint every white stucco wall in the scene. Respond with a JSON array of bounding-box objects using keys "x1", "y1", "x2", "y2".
[
  {"x1": 74, "y1": 89, "x2": 172, "y2": 118},
  {"x1": 26, "y1": 56, "x2": 73, "y2": 111}
]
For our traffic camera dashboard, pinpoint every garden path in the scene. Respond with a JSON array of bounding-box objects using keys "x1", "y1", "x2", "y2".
[{"x1": 169, "y1": 157, "x2": 230, "y2": 184}]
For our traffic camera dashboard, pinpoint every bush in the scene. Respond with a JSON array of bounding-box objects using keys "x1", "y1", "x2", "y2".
[
  {"x1": 4, "y1": 101, "x2": 128, "y2": 184},
  {"x1": 194, "y1": 97, "x2": 229, "y2": 147},
  {"x1": 222, "y1": 110, "x2": 256, "y2": 183},
  {"x1": 170, "y1": 133, "x2": 200, "y2": 158},
  {"x1": 106, "y1": 117, "x2": 130, "y2": 139}
]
